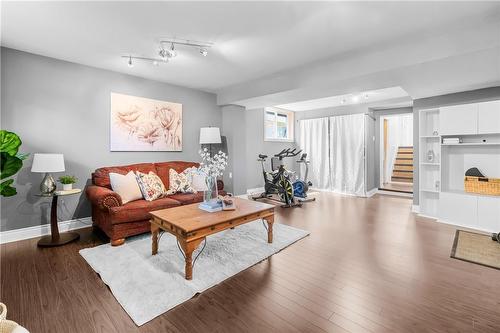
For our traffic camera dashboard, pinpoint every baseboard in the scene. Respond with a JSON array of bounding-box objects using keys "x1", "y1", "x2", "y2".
[
  {"x1": 366, "y1": 188, "x2": 378, "y2": 198},
  {"x1": 310, "y1": 187, "x2": 377, "y2": 198},
  {"x1": 412, "y1": 205, "x2": 420, "y2": 213},
  {"x1": 377, "y1": 189, "x2": 413, "y2": 198},
  {"x1": 0, "y1": 217, "x2": 93, "y2": 244}
]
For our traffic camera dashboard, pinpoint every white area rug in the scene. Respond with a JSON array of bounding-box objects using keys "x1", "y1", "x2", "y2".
[{"x1": 79, "y1": 220, "x2": 309, "y2": 326}]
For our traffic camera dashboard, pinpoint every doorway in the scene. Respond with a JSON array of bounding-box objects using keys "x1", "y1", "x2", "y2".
[{"x1": 379, "y1": 113, "x2": 413, "y2": 194}]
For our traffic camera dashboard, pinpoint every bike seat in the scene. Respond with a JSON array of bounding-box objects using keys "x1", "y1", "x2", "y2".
[{"x1": 259, "y1": 154, "x2": 268, "y2": 159}]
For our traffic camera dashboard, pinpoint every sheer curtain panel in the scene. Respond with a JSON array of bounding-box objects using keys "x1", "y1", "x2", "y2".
[
  {"x1": 329, "y1": 114, "x2": 366, "y2": 196},
  {"x1": 298, "y1": 118, "x2": 331, "y2": 189}
]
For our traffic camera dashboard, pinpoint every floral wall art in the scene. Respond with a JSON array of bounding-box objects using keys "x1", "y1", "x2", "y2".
[{"x1": 110, "y1": 92, "x2": 182, "y2": 151}]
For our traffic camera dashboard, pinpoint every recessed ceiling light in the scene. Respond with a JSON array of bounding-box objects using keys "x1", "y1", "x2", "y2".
[
  {"x1": 152, "y1": 60, "x2": 159, "y2": 66},
  {"x1": 340, "y1": 98, "x2": 346, "y2": 104},
  {"x1": 200, "y1": 48, "x2": 208, "y2": 57},
  {"x1": 352, "y1": 95, "x2": 360, "y2": 103}
]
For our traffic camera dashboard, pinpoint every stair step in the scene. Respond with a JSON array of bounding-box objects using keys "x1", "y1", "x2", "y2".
[
  {"x1": 396, "y1": 153, "x2": 413, "y2": 159},
  {"x1": 395, "y1": 159, "x2": 413, "y2": 165},
  {"x1": 398, "y1": 148, "x2": 413, "y2": 153},
  {"x1": 394, "y1": 165, "x2": 413, "y2": 171},
  {"x1": 392, "y1": 171, "x2": 413, "y2": 178},
  {"x1": 391, "y1": 177, "x2": 413, "y2": 183}
]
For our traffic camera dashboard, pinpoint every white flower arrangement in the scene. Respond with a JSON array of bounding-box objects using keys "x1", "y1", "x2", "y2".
[{"x1": 198, "y1": 148, "x2": 228, "y2": 178}]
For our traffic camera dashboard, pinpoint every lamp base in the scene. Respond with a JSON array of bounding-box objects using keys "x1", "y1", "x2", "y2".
[
  {"x1": 38, "y1": 232, "x2": 80, "y2": 247},
  {"x1": 40, "y1": 173, "x2": 56, "y2": 195}
]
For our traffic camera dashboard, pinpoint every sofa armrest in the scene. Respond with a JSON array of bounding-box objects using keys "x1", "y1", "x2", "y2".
[
  {"x1": 86, "y1": 185, "x2": 123, "y2": 210},
  {"x1": 217, "y1": 180, "x2": 224, "y2": 192}
]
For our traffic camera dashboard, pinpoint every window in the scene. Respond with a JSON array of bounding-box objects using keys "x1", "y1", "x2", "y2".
[{"x1": 264, "y1": 107, "x2": 294, "y2": 141}]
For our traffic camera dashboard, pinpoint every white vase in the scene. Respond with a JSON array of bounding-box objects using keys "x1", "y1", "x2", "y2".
[{"x1": 63, "y1": 184, "x2": 73, "y2": 191}]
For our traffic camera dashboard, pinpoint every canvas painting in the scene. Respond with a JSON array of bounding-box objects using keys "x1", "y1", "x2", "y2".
[{"x1": 110, "y1": 92, "x2": 182, "y2": 151}]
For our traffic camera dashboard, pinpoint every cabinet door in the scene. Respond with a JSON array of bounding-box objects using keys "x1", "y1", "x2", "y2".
[
  {"x1": 439, "y1": 192, "x2": 477, "y2": 228},
  {"x1": 439, "y1": 104, "x2": 478, "y2": 135},
  {"x1": 478, "y1": 100, "x2": 500, "y2": 134},
  {"x1": 477, "y1": 196, "x2": 500, "y2": 232}
]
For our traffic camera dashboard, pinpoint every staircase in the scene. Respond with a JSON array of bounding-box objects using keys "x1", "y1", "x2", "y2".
[{"x1": 391, "y1": 146, "x2": 413, "y2": 183}]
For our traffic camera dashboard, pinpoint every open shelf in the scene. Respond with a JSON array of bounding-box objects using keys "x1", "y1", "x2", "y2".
[
  {"x1": 420, "y1": 135, "x2": 440, "y2": 139},
  {"x1": 420, "y1": 188, "x2": 440, "y2": 193},
  {"x1": 442, "y1": 142, "x2": 500, "y2": 146},
  {"x1": 420, "y1": 162, "x2": 440, "y2": 166}
]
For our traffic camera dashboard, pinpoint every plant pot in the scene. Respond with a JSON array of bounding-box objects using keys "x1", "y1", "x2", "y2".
[{"x1": 62, "y1": 184, "x2": 73, "y2": 191}]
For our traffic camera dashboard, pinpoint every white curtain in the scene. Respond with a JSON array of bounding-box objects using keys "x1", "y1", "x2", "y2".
[
  {"x1": 329, "y1": 114, "x2": 366, "y2": 196},
  {"x1": 384, "y1": 114, "x2": 413, "y2": 183},
  {"x1": 298, "y1": 118, "x2": 331, "y2": 189}
]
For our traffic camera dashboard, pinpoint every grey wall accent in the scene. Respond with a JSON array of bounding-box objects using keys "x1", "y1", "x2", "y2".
[
  {"x1": 244, "y1": 109, "x2": 296, "y2": 191},
  {"x1": 372, "y1": 107, "x2": 414, "y2": 189},
  {"x1": 413, "y1": 86, "x2": 500, "y2": 205},
  {"x1": 221, "y1": 105, "x2": 247, "y2": 195},
  {"x1": 221, "y1": 107, "x2": 296, "y2": 195},
  {"x1": 1, "y1": 47, "x2": 221, "y2": 231}
]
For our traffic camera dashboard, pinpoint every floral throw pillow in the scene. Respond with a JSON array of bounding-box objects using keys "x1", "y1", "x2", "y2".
[
  {"x1": 167, "y1": 168, "x2": 197, "y2": 194},
  {"x1": 135, "y1": 171, "x2": 167, "y2": 201}
]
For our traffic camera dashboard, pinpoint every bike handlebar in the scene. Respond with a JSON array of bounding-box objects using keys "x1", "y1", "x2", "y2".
[{"x1": 274, "y1": 148, "x2": 302, "y2": 159}]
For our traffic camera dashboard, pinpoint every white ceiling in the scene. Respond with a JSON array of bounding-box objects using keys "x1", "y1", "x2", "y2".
[
  {"x1": 275, "y1": 87, "x2": 409, "y2": 111},
  {"x1": 2, "y1": 1, "x2": 500, "y2": 93}
]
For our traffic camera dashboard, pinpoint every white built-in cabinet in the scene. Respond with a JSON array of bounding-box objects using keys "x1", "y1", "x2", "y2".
[
  {"x1": 419, "y1": 100, "x2": 500, "y2": 233},
  {"x1": 478, "y1": 101, "x2": 500, "y2": 134},
  {"x1": 440, "y1": 100, "x2": 500, "y2": 135}
]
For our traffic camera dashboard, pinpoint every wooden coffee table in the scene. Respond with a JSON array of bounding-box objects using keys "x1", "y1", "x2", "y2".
[{"x1": 149, "y1": 198, "x2": 275, "y2": 280}]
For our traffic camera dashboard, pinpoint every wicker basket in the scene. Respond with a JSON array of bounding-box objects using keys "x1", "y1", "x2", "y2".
[{"x1": 464, "y1": 176, "x2": 500, "y2": 196}]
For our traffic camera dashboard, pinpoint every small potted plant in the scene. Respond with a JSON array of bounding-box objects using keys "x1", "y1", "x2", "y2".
[{"x1": 58, "y1": 175, "x2": 77, "y2": 191}]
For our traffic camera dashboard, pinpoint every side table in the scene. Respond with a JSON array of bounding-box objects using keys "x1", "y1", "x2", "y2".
[{"x1": 36, "y1": 189, "x2": 82, "y2": 247}]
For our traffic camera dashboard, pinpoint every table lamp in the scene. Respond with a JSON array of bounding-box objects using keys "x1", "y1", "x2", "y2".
[
  {"x1": 199, "y1": 127, "x2": 221, "y2": 156},
  {"x1": 31, "y1": 153, "x2": 65, "y2": 195}
]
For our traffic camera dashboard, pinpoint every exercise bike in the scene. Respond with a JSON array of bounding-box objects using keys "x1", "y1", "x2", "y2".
[
  {"x1": 292, "y1": 153, "x2": 316, "y2": 202},
  {"x1": 252, "y1": 148, "x2": 302, "y2": 208}
]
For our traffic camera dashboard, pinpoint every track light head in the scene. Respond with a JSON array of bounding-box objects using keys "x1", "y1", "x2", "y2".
[
  {"x1": 127, "y1": 56, "x2": 133, "y2": 67},
  {"x1": 169, "y1": 43, "x2": 177, "y2": 58},
  {"x1": 200, "y1": 48, "x2": 208, "y2": 57}
]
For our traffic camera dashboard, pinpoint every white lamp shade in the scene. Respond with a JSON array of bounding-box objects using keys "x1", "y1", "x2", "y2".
[
  {"x1": 199, "y1": 127, "x2": 221, "y2": 144},
  {"x1": 31, "y1": 154, "x2": 65, "y2": 173}
]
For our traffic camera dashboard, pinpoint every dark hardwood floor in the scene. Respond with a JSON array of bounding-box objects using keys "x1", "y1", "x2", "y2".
[{"x1": 2, "y1": 192, "x2": 499, "y2": 332}]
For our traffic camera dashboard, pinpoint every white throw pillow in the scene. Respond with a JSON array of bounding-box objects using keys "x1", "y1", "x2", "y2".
[{"x1": 109, "y1": 171, "x2": 143, "y2": 204}]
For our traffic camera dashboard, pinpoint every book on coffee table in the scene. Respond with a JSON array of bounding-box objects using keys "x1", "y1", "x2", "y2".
[{"x1": 198, "y1": 200, "x2": 223, "y2": 213}]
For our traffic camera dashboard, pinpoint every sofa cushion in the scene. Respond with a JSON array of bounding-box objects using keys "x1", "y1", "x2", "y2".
[
  {"x1": 167, "y1": 192, "x2": 204, "y2": 205},
  {"x1": 154, "y1": 161, "x2": 199, "y2": 188},
  {"x1": 109, "y1": 197, "x2": 180, "y2": 224},
  {"x1": 93, "y1": 163, "x2": 156, "y2": 188},
  {"x1": 109, "y1": 171, "x2": 143, "y2": 204},
  {"x1": 136, "y1": 171, "x2": 167, "y2": 201}
]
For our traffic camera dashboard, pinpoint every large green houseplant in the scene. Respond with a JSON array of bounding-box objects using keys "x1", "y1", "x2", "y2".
[{"x1": 0, "y1": 130, "x2": 28, "y2": 197}]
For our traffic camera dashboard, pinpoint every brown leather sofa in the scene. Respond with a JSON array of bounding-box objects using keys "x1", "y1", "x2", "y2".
[{"x1": 86, "y1": 161, "x2": 223, "y2": 246}]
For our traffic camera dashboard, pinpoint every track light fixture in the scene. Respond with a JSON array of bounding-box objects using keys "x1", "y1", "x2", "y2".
[
  {"x1": 122, "y1": 55, "x2": 168, "y2": 67},
  {"x1": 123, "y1": 37, "x2": 213, "y2": 67}
]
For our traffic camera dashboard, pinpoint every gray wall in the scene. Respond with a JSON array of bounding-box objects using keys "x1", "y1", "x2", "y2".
[
  {"x1": 221, "y1": 107, "x2": 296, "y2": 195},
  {"x1": 372, "y1": 107, "x2": 414, "y2": 189},
  {"x1": 245, "y1": 109, "x2": 296, "y2": 191},
  {"x1": 221, "y1": 105, "x2": 246, "y2": 195},
  {"x1": 413, "y1": 86, "x2": 500, "y2": 205},
  {"x1": 1, "y1": 47, "x2": 221, "y2": 231}
]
